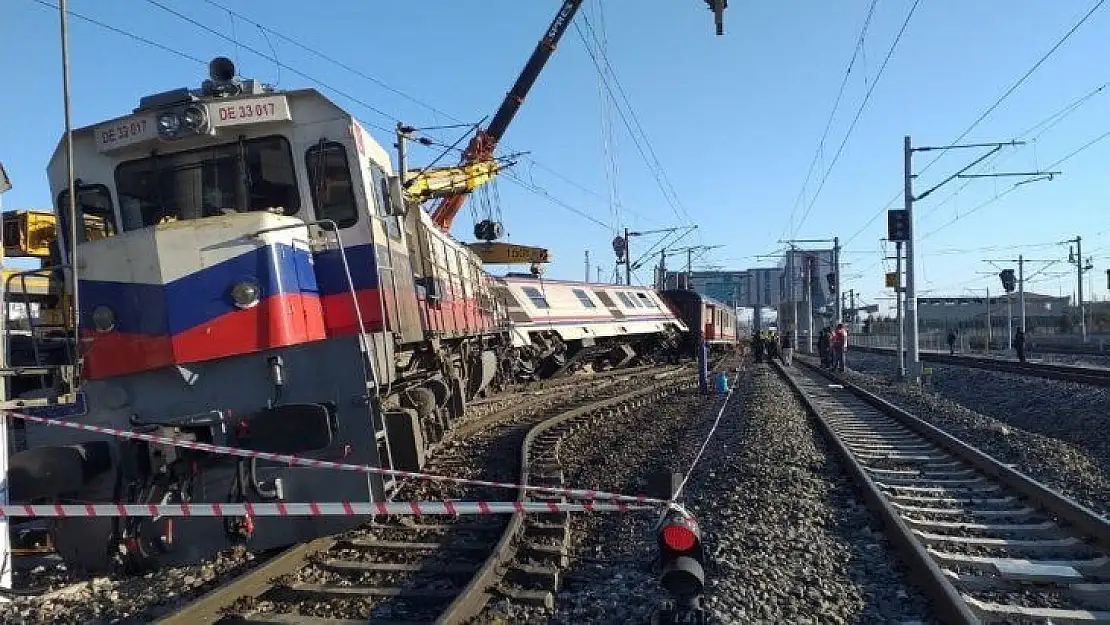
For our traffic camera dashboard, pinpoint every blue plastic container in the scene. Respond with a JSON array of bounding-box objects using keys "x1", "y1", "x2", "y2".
[{"x1": 714, "y1": 372, "x2": 729, "y2": 395}]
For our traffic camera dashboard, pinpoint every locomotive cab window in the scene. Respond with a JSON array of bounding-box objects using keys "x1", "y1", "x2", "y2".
[
  {"x1": 306, "y1": 141, "x2": 358, "y2": 229},
  {"x1": 55, "y1": 183, "x2": 118, "y2": 247},
  {"x1": 572, "y1": 289, "x2": 596, "y2": 308},
  {"x1": 521, "y1": 286, "x2": 550, "y2": 309},
  {"x1": 116, "y1": 135, "x2": 300, "y2": 231}
]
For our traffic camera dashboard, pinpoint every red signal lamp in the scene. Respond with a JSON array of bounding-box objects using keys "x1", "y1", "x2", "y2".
[
  {"x1": 662, "y1": 523, "x2": 697, "y2": 552},
  {"x1": 656, "y1": 509, "x2": 706, "y2": 600}
]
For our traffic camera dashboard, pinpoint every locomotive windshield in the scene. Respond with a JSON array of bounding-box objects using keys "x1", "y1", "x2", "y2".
[{"x1": 115, "y1": 135, "x2": 300, "y2": 231}]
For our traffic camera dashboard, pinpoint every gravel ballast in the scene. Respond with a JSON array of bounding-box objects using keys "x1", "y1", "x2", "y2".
[
  {"x1": 842, "y1": 350, "x2": 1110, "y2": 517},
  {"x1": 484, "y1": 362, "x2": 934, "y2": 624}
]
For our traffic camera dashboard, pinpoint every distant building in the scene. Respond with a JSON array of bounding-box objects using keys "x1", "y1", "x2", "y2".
[
  {"x1": 915, "y1": 293, "x2": 1069, "y2": 332},
  {"x1": 662, "y1": 270, "x2": 747, "y2": 306}
]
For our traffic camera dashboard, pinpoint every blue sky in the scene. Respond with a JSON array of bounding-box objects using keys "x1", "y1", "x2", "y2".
[{"x1": 3, "y1": 0, "x2": 1109, "y2": 314}]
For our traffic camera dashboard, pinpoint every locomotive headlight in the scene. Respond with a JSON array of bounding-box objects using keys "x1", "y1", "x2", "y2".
[
  {"x1": 91, "y1": 305, "x2": 116, "y2": 333},
  {"x1": 182, "y1": 104, "x2": 207, "y2": 130},
  {"x1": 157, "y1": 112, "x2": 181, "y2": 135},
  {"x1": 230, "y1": 280, "x2": 261, "y2": 309}
]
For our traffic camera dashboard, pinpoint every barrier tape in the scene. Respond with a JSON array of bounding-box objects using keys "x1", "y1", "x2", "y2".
[
  {"x1": 4, "y1": 411, "x2": 666, "y2": 507},
  {"x1": 0, "y1": 500, "x2": 654, "y2": 519}
]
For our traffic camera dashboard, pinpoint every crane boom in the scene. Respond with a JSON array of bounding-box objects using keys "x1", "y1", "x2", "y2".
[{"x1": 429, "y1": 0, "x2": 586, "y2": 232}]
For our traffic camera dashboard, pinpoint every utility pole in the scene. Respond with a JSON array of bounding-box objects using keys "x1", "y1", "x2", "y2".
[
  {"x1": 985, "y1": 286, "x2": 992, "y2": 352},
  {"x1": 803, "y1": 259, "x2": 813, "y2": 353},
  {"x1": 1066, "y1": 235, "x2": 1093, "y2": 342},
  {"x1": 686, "y1": 248, "x2": 694, "y2": 290},
  {"x1": 585, "y1": 250, "x2": 590, "y2": 283},
  {"x1": 0, "y1": 163, "x2": 11, "y2": 600},
  {"x1": 903, "y1": 137, "x2": 920, "y2": 381},
  {"x1": 658, "y1": 250, "x2": 666, "y2": 290},
  {"x1": 623, "y1": 227, "x2": 631, "y2": 286},
  {"x1": 849, "y1": 289, "x2": 856, "y2": 329},
  {"x1": 833, "y1": 236, "x2": 842, "y2": 325},
  {"x1": 778, "y1": 238, "x2": 839, "y2": 349},
  {"x1": 896, "y1": 241, "x2": 905, "y2": 377},
  {"x1": 902, "y1": 135, "x2": 1057, "y2": 382},
  {"x1": 1018, "y1": 255, "x2": 1025, "y2": 333},
  {"x1": 620, "y1": 225, "x2": 695, "y2": 287}
]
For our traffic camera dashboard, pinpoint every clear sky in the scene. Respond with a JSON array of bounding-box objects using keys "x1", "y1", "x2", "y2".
[{"x1": 3, "y1": 0, "x2": 1109, "y2": 313}]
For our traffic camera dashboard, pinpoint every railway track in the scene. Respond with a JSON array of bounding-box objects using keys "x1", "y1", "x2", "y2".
[
  {"x1": 4, "y1": 363, "x2": 673, "y2": 565},
  {"x1": 156, "y1": 368, "x2": 694, "y2": 624},
  {"x1": 775, "y1": 359, "x2": 1110, "y2": 624},
  {"x1": 852, "y1": 345, "x2": 1110, "y2": 387}
]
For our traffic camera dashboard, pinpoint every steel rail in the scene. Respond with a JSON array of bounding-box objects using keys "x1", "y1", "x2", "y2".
[
  {"x1": 157, "y1": 369, "x2": 693, "y2": 624},
  {"x1": 435, "y1": 373, "x2": 695, "y2": 624},
  {"x1": 773, "y1": 358, "x2": 1110, "y2": 624},
  {"x1": 853, "y1": 345, "x2": 1110, "y2": 386}
]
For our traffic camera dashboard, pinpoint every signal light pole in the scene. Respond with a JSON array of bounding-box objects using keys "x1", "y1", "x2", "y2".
[
  {"x1": 1065, "y1": 236, "x2": 1093, "y2": 342},
  {"x1": 901, "y1": 136, "x2": 1058, "y2": 382},
  {"x1": 653, "y1": 507, "x2": 708, "y2": 624}
]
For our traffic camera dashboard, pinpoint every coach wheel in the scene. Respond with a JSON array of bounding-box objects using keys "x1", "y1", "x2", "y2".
[{"x1": 52, "y1": 516, "x2": 115, "y2": 574}]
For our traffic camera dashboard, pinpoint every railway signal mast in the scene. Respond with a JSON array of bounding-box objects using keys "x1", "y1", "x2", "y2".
[
  {"x1": 900, "y1": 136, "x2": 1058, "y2": 382},
  {"x1": 1065, "y1": 236, "x2": 1093, "y2": 342}
]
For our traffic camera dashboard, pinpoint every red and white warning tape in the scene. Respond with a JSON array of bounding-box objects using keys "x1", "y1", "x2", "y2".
[
  {"x1": 5, "y1": 411, "x2": 666, "y2": 507},
  {"x1": 0, "y1": 500, "x2": 652, "y2": 519}
]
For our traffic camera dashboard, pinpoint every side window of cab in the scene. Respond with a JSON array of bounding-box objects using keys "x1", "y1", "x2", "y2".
[
  {"x1": 55, "y1": 182, "x2": 118, "y2": 252},
  {"x1": 305, "y1": 141, "x2": 358, "y2": 229},
  {"x1": 369, "y1": 163, "x2": 402, "y2": 240}
]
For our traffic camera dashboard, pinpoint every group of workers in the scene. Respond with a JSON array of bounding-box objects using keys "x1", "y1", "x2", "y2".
[
  {"x1": 750, "y1": 322, "x2": 850, "y2": 371},
  {"x1": 751, "y1": 330, "x2": 792, "y2": 365},
  {"x1": 816, "y1": 323, "x2": 849, "y2": 371}
]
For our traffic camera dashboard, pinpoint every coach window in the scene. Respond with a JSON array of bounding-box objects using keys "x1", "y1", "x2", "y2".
[
  {"x1": 55, "y1": 182, "x2": 118, "y2": 247},
  {"x1": 521, "y1": 286, "x2": 550, "y2": 309},
  {"x1": 616, "y1": 292, "x2": 635, "y2": 308},
  {"x1": 636, "y1": 292, "x2": 658, "y2": 308},
  {"x1": 593, "y1": 291, "x2": 616, "y2": 308},
  {"x1": 306, "y1": 141, "x2": 358, "y2": 228},
  {"x1": 572, "y1": 289, "x2": 596, "y2": 308}
]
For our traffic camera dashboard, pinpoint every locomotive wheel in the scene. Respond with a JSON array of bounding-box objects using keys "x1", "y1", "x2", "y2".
[
  {"x1": 449, "y1": 376, "x2": 466, "y2": 423},
  {"x1": 52, "y1": 516, "x2": 115, "y2": 574}
]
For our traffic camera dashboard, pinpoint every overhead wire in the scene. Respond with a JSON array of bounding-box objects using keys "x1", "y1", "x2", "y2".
[
  {"x1": 844, "y1": 0, "x2": 1108, "y2": 248},
  {"x1": 920, "y1": 126, "x2": 1110, "y2": 240},
  {"x1": 36, "y1": 0, "x2": 625, "y2": 234},
  {"x1": 575, "y1": 11, "x2": 696, "y2": 228},
  {"x1": 792, "y1": 0, "x2": 922, "y2": 236},
  {"x1": 782, "y1": 0, "x2": 878, "y2": 240},
  {"x1": 917, "y1": 75, "x2": 1110, "y2": 223}
]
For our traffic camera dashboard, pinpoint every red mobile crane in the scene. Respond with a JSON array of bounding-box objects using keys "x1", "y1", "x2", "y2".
[
  {"x1": 411, "y1": 0, "x2": 725, "y2": 264},
  {"x1": 427, "y1": 0, "x2": 586, "y2": 238}
]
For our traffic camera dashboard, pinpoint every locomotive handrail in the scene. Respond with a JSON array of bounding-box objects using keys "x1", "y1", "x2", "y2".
[
  {"x1": 361, "y1": 213, "x2": 398, "y2": 394},
  {"x1": 3, "y1": 265, "x2": 77, "y2": 397}
]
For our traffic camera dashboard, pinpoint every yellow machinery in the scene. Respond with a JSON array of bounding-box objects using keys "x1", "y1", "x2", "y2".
[
  {"x1": 2, "y1": 209, "x2": 108, "y2": 330},
  {"x1": 403, "y1": 156, "x2": 554, "y2": 266}
]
